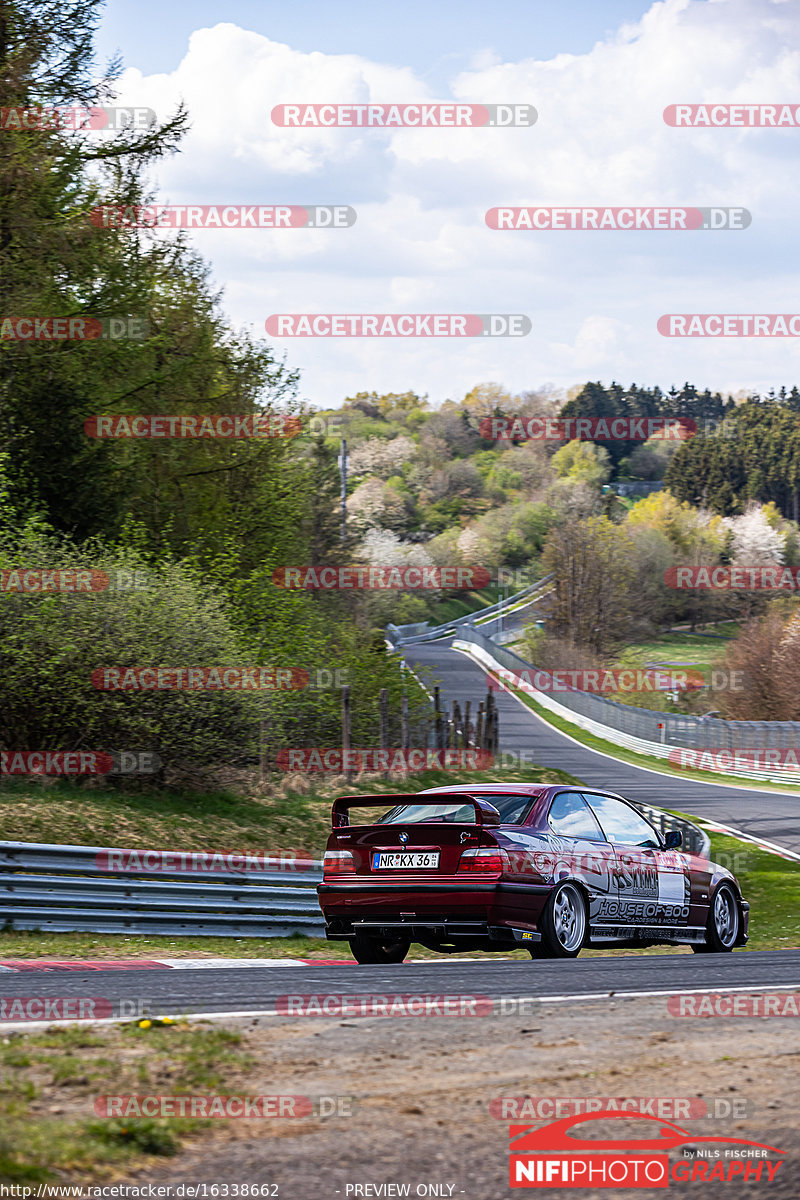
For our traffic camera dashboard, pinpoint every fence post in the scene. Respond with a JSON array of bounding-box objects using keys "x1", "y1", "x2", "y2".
[
  {"x1": 434, "y1": 686, "x2": 444, "y2": 750},
  {"x1": 453, "y1": 701, "x2": 463, "y2": 750},
  {"x1": 484, "y1": 691, "x2": 495, "y2": 751},
  {"x1": 401, "y1": 694, "x2": 409, "y2": 751},
  {"x1": 342, "y1": 685, "x2": 352, "y2": 782},
  {"x1": 464, "y1": 700, "x2": 472, "y2": 748},
  {"x1": 259, "y1": 718, "x2": 270, "y2": 782},
  {"x1": 476, "y1": 702, "x2": 484, "y2": 750},
  {"x1": 379, "y1": 687, "x2": 389, "y2": 779}
]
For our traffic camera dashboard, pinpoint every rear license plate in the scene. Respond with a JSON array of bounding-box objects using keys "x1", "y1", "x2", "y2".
[{"x1": 371, "y1": 851, "x2": 440, "y2": 870}]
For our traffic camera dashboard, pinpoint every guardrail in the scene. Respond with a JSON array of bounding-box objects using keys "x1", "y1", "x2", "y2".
[
  {"x1": 625, "y1": 802, "x2": 710, "y2": 858},
  {"x1": 454, "y1": 629, "x2": 800, "y2": 785},
  {"x1": 0, "y1": 841, "x2": 326, "y2": 938},
  {"x1": 387, "y1": 575, "x2": 553, "y2": 648}
]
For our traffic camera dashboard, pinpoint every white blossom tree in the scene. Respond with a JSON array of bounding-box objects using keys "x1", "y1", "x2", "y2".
[
  {"x1": 348, "y1": 436, "x2": 416, "y2": 480},
  {"x1": 357, "y1": 528, "x2": 434, "y2": 569},
  {"x1": 722, "y1": 503, "x2": 786, "y2": 565},
  {"x1": 347, "y1": 478, "x2": 407, "y2": 531}
]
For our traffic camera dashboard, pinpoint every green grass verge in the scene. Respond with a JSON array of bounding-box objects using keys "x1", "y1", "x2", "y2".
[
  {"x1": 424, "y1": 586, "x2": 498, "y2": 624},
  {"x1": 614, "y1": 629, "x2": 738, "y2": 671},
  {"x1": 0, "y1": 1023, "x2": 253, "y2": 1183}
]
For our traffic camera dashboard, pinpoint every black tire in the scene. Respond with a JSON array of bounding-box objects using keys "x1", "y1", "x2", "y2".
[
  {"x1": 536, "y1": 882, "x2": 587, "y2": 958},
  {"x1": 349, "y1": 934, "x2": 410, "y2": 964},
  {"x1": 692, "y1": 883, "x2": 739, "y2": 953}
]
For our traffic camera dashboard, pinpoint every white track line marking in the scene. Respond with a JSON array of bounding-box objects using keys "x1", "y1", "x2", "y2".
[
  {"x1": 1, "y1": 982, "x2": 799, "y2": 1032},
  {"x1": 155, "y1": 958, "x2": 309, "y2": 969},
  {"x1": 692, "y1": 820, "x2": 800, "y2": 863},
  {"x1": 0, "y1": 956, "x2": 506, "y2": 972}
]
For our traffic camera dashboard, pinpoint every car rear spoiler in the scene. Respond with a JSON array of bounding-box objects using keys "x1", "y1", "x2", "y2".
[{"x1": 330, "y1": 792, "x2": 501, "y2": 829}]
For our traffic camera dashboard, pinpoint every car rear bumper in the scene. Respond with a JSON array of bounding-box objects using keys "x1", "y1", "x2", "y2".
[{"x1": 317, "y1": 879, "x2": 548, "y2": 941}]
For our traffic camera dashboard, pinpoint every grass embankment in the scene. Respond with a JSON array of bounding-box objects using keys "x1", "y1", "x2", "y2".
[
  {"x1": 0, "y1": 1022, "x2": 255, "y2": 1183},
  {"x1": 423, "y1": 585, "x2": 498, "y2": 625},
  {"x1": 0, "y1": 763, "x2": 576, "y2": 853}
]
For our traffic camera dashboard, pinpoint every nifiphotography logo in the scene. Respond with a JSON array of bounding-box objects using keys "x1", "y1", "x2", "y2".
[{"x1": 508, "y1": 1111, "x2": 785, "y2": 1188}]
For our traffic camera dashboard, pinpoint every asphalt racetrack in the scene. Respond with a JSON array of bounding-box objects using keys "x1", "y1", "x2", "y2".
[
  {"x1": 1, "y1": 949, "x2": 798, "y2": 1021},
  {"x1": 403, "y1": 637, "x2": 800, "y2": 854}
]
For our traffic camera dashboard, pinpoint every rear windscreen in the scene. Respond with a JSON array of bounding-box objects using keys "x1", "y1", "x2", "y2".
[{"x1": 377, "y1": 794, "x2": 535, "y2": 825}]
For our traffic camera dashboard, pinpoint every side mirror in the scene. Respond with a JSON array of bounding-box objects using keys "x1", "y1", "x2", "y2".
[{"x1": 664, "y1": 829, "x2": 682, "y2": 849}]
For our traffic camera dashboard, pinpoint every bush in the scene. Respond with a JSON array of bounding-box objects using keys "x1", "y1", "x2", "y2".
[
  {"x1": 0, "y1": 525, "x2": 263, "y2": 774},
  {"x1": 87, "y1": 1119, "x2": 179, "y2": 1155}
]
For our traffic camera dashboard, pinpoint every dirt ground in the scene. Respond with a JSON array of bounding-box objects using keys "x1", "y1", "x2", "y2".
[{"x1": 119, "y1": 994, "x2": 799, "y2": 1200}]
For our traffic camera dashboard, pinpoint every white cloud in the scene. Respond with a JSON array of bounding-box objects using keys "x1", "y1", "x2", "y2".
[{"x1": 108, "y1": 0, "x2": 800, "y2": 406}]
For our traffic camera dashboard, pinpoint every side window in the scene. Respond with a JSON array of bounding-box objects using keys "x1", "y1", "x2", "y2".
[
  {"x1": 582, "y1": 793, "x2": 661, "y2": 848},
  {"x1": 547, "y1": 792, "x2": 606, "y2": 841}
]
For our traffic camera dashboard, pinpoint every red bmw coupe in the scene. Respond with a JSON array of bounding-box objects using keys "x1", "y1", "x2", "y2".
[{"x1": 317, "y1": 783, "x2": 749, "y2": 963}]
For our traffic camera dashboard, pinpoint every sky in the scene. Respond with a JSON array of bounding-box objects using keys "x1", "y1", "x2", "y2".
[{"x1": 93, "y1": 0, "x2": 800, "y2": 409}]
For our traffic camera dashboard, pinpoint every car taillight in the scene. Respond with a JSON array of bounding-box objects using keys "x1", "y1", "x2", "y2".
[
  {"x1": 457, "y1": 848, "x2": 508, "y2": 873},
  {"x1": 323, "y1": 849, "x2": 356, "y2": 876}
]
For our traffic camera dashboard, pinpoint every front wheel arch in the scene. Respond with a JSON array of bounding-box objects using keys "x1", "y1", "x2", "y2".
[{"x1": 692, "y1": 881, "x2": 740, "y2": 954}]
